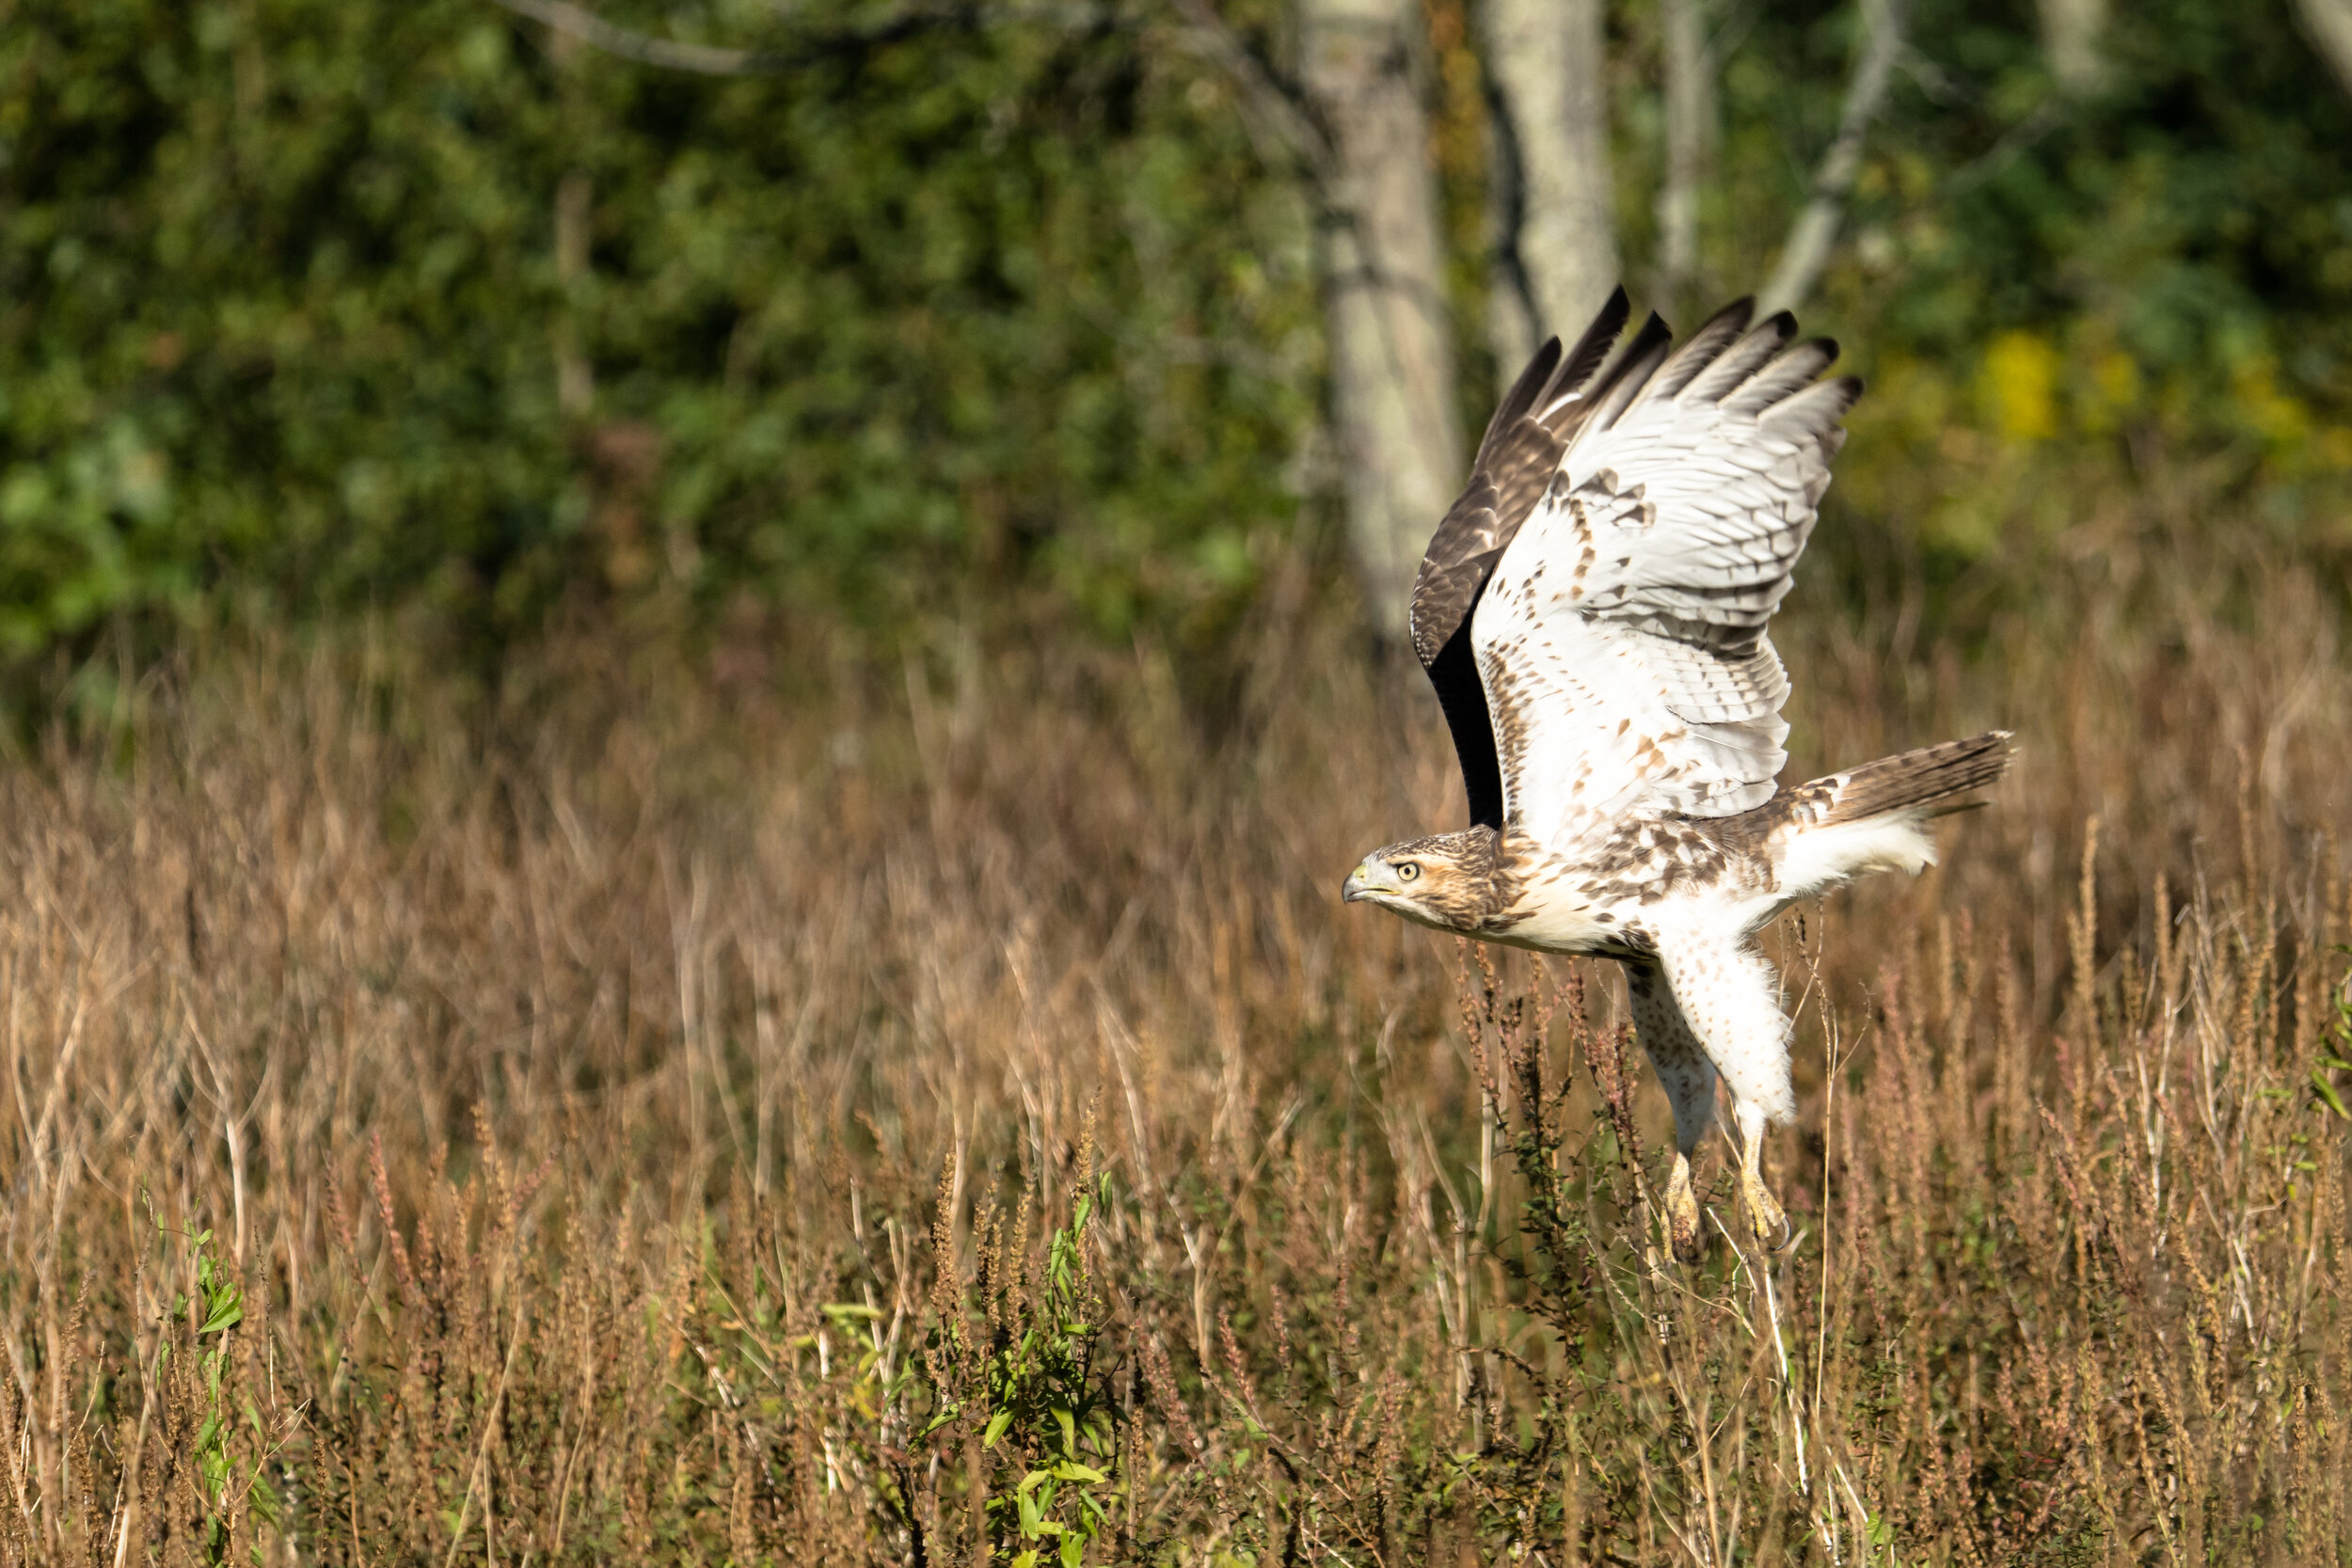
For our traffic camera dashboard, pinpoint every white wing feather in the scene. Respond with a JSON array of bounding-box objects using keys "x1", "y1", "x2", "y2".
[{"x1": 1471, "y1": 316, "x2": 1855, "y2": 847}]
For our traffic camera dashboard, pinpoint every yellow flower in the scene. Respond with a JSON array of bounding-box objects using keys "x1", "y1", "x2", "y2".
[{"x1": 1979, "y1": 330, "x2": 2061, "y2": 442}]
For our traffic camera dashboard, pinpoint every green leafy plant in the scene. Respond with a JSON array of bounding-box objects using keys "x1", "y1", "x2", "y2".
[
  {"x1": 158, "y1": 1217, "x2": 283, "y2": 1560},
  {"x1": 921, "y1": 1132, "x2": 1122, "y2": 1566},
  {"x1": 2310, "y1": 948, "x2": 2352, "y2": 1122}
]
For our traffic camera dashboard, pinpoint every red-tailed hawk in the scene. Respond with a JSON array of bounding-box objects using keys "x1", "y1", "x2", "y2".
[{"x1": 1342, "y1": 291, "x2": 2010, "y2": 1262}]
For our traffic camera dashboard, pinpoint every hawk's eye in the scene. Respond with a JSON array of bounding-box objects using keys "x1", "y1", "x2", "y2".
[{"x1": 1397, "y1": 862, "x2": 1421, "y2": 882}]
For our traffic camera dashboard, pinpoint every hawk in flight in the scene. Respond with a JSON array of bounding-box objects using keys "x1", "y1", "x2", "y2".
[{"x1": 1342, "y1": 291, "x2": 2009, "y2": 1262}]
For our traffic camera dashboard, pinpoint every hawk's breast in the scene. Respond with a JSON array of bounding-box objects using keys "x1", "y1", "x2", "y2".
[{"x1": 1486, "y1": 819, "x2": 1768, "y2": 957}]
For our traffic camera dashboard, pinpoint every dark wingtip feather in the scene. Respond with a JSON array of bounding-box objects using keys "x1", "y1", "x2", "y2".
[
  {"x1": 1513, "y1": 336, "x2": 1565, "y2": 406},
  {"x1": 1652, "y1": 297, "x2": 1759, "y2": 400},
  {"x1": 1699, "y1": 296, "x2": 1757, "y2": 336},
  {"x1": 1581, "y1": 311, "x2": 1676, "y2": 432},
  {"x1": 1473, "y1": 336, "x2": 1565, "y2": 468},
  {"x1": 1538, "y1": 287, "x2": 1633, "y2": 419},
  {"x1": 1595, "y1": 284, "x2": 1631, "y2": 334}
]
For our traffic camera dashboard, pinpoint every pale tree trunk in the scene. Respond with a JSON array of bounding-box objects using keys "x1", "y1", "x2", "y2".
[
  {"x1": 1758, "y1": 0, "x2": 1904, "y2": 317},
  {"x1": 1297, "y1": 0, "x2": 1466, "y2": 630},
  {"x1": 1657, "y1": 0, "x2": 1715, "y2": 305},
  {"x1": 1482, "y1": 86, "x2": 1541, "y2": 376},
  {"x1": 1482, "y1": 0, "x2": 1618, "y2": 371},
  {"x1": 2294, "y1": 0, "x2": 2352, "y2": 99},
  {"x1": 554, "y1": 170, "x2": 596, "y2": 419},
  {"x1": 2036, "y1": 0, "x2": 2106, "y2": 94},
  {"x1": 549, "y1": 29, "x2": 596, "y2": 420}
]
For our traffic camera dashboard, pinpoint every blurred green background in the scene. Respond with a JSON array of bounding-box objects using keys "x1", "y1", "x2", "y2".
[{"x1": 3, "y1": 0, "x2": 2348, "y2": 682}]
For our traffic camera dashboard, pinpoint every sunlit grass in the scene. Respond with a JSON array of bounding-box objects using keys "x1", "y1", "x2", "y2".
[{"x1": 0, "y1": 514, "x2": 2346, "y2": 1563}]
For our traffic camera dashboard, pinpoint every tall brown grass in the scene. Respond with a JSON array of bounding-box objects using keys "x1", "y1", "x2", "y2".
[{"x1": 0, "y1": 506, "x2": 2345, "y2": 1564}]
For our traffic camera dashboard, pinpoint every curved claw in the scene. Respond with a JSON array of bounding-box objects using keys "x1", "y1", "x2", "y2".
[
  {"x1": 1739, "y1": 1168, "x2": 1789, "y2": 1254},
  {"x1": 1664, "y1": 1152, "x2": 1708, "y2": 1265},
  {"x1": 1737, "y1": 1118, "x2": 1793, "y2": 1254}
]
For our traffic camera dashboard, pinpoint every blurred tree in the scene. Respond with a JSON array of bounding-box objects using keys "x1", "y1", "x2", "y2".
[
  {"x1": 0, "y1": 0, "x2": 2347, "y2": 685},
  {"x1": 1757, "y1": 0, "x2": 1906, "y2": 315},
  {"x1": 1655, "y1": 0, "x2": 1715, "y2": 310},
  {"x1": 1793, "y1": 0, "x2": 2352, "y2": 562},
  {"x1": 1294, "y1": 0, "x2": 1463, "y2": 628},
  {"x1": 507, "y1": 0, "x2": 1465, "y2": 637},
  {"x1": 2037, "y1": 0, "x2": 2107, "y2": 96},
  {"x1": 2295, "y1": 0, "x2": 2352, "y2": 99},
  {"x1": 1480, "y1": 0, "x2": 1618, "y2": 372}
]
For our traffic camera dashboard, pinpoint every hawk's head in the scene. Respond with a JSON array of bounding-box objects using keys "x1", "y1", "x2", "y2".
[{"x1": 1342, "y1": 829, "x2": 1499, "y2": 932}]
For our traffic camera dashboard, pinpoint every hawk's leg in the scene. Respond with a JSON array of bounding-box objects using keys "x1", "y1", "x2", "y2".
[
  {"x1": 1734, "y1": 1101, "x2": 1788, "y2": 1251},
  {"x1": 1649, "y1": 920, "x2": 1798, "y2": 1251},
  {"x1": 1624, "y1": 958, "x2": 1717, "y2": 1265}
]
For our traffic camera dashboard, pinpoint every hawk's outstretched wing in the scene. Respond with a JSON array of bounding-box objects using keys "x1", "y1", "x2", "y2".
[
  {"x1": 1458, "y1": 299, "x2": 1859, "y2": 848},
  {"x1": 1408, "y1": 288, "x2": 1644, "y2": 830}
]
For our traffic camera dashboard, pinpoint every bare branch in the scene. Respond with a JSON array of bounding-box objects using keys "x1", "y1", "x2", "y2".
[
  {"x1": 491, "y1": 0, "x2": 1322, "y2": 182},
  {"x1": 1757, "y1": 0, "x2": 1906, "y2": 317},
  {"x1": 1942, "y1": 97, "x2": 2063, "y2": 199},
  {"x1": 488, "y1": 0, "x2": 789, "y2": 72},
  {"x1": 1166, "y1": 0, "x2": 1332, "y2": 179},
  {"x1": 486, "y1": 0, "x2": 1114, "y2": 76}
]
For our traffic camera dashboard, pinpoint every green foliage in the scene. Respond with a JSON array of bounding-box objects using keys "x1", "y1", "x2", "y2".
[
  {"x1": 920, "y1": 1152, "x2": 1122, "y2": 1565},
  {"x1": 1579, "y1": 0, "x2": 2352, "y2": 573},
  {"x1": 157, "y1": 1216, "x2": 284, "y2": 1560},
  {"x1": 2316, "y1": 953, "x2": 2352, "y2": 1122},
  {"x1": 0, "y1": 0, "x2": 1315, "y2": 658},
  {"x1": 994, "y1": 1181, "x2": 1120, "y2": 1566},
  {"x1": 5, "y1": 0, "x2": 2351, "y2": 669},
  {"x1": 1781, "y1": 0, "x2": 2352, "y2": 547}
]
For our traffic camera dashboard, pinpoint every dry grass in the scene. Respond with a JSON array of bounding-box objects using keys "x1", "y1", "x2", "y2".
[{"x1": 0, "y1": 509, "x2": 2347, "y2": 1565}]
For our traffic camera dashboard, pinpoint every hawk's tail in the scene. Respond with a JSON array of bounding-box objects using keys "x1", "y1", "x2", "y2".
[
  {"x1": 1810, "y1": 731, "x2": 2014, "y2": 829},
  {"x1": 1770, "y1": 732, "x2": 2013, "y2": 899}
]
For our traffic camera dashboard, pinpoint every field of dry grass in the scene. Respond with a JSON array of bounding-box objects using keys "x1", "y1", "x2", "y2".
[{"x1": 0, "y1": 500, "x2": 2347, "y2": 1565}]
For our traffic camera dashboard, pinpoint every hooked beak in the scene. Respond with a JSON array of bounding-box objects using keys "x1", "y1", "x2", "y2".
[{"x1": 1341, "y1": 860, "x2": 1386, "y2": 904}]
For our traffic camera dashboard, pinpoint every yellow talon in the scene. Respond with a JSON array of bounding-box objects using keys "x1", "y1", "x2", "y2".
[
  {"x1": 1742, "y1": 1171, "x2": 1790, "y2": 1250},
  {"x1": 1665, "y1": 1152, "x2": 1707, "y2": 1265},
  {"x1": 1738, "y1": 1122, "x2": 1793, "y2": 1252}
]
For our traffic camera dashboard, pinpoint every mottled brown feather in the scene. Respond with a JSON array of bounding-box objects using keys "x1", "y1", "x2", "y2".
[
  {"x1": 1407, "y1": 288, "x2": 1633, "y2": 667},
  {"x1": 1715, "y1": 731, "x2": 2016, "y2": 849}
]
